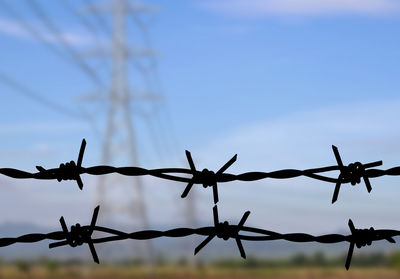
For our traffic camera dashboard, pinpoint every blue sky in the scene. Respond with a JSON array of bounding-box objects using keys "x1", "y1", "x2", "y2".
[{"x1": 0, "y1": 0, "x2": 400, "y2": 251}]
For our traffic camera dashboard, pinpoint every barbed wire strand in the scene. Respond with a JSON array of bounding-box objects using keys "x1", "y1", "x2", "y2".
[
  {"x1": 0, "y1": 139, "x2": 393, "y2": 204},
  {"x1": 0, "y1": 205, "x2": 396, "y2": 270}
]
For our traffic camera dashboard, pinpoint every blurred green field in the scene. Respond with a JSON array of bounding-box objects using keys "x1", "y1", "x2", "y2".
[
  {"x1": 2, "y1": 251, "x2": 400, "y2": 279},
  {"x1": 1, "y1": 265, "x2": 400, "y2": 279}
]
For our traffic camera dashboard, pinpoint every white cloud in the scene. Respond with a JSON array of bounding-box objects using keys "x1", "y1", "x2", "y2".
[
  {"x1": 0, "y1": 18, "x2": 100, "y2": 47},
  {"x1": 200, "y1": 0, "x2": 400, "y2": 17}
]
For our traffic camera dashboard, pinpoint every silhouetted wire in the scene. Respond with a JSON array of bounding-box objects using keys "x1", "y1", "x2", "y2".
[
  {"x1": 0, "y1": 204, "x2": 395, "y2": 270},
  {"x1": 0, "y1": 139, "x2": 394, "y2": 204},
  {"x1": 0, "y1": 139, "x2": 395, "y2": 270}
]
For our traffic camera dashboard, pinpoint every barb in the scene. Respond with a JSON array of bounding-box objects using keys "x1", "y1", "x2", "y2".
[
  {"x1": 35, "y1": 139, "x2": 86, "y2": 190},
  {"x1": 345, "y1": 219, "x2": 395, "y2": 270},
  {"x1": 181, "y1": 151, "x2": 237, "y2": 203},
  {"x1": 0, "y1": 205, "x2": 398, "y2": 270},
  {"x1": 49, "y1": 205, "x2": 100, "y2": 263},
  {"x1": 0, "y1": 139, "x2": 398, "y2": 203},
  {"x1": 331, "y1": 145, "x2": 382, "y2": 203},
  {"x1": 194, "y1": 205, "x2": 250, "y2": 258}
]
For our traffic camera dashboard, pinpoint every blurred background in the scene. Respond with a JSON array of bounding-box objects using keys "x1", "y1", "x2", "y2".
[{"x1": 1, "y1": 0, "x2": 400, "y2": 278}]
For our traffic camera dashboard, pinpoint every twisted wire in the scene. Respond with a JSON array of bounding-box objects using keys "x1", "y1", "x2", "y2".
[
  {"x1": 0, "y1": 205, "x2": 397, "y2": 270},
  {"x1": 1, "y1": 138, "x2": 397, "y2": 270},
  {"x1": 0, "y1": 139, "x2": 394, "y2": 203}
]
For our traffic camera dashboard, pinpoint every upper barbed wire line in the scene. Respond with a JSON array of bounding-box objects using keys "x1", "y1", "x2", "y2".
[
  {"x1": 0, "y1": 138, "x2": 394, "y2": 203},
  {"x1": 1, "y1": 205, "x2": 400, "y2": 270}
]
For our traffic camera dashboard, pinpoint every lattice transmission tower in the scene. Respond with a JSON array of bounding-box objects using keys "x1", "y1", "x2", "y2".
[{"x1": 82, "y1": 0, "x2": 161, "y2": 262}]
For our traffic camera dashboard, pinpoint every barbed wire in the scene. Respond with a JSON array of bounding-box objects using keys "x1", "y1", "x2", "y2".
[
  {"x1": 0, "y1": 139, "x2": 396, "y2": 204},
  {"x1": 0, "y1": 204, "x2": 397, "y2": 270},
  {"x1": 1, "y1": 138, "x2": 398, "y2": 269}
]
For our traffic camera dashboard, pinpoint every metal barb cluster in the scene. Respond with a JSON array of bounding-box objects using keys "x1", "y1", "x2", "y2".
[
  {"x1": 49, "y1": 205, "x2": 99, "y2": 263},
  {"x1": 195, "y1": 205, "x2": 250, "y2": 258},
  {"x1": 345, "y1": 219, "x2": 395, "y2": 270},
  {"x1": 1, "y1": 138, "x2": 399, "y2": 270},
  {"x1": 181, "y1": 150, "x2": 237, "y2": 203},
  {"x1": 35, "y1": 139, "x2": 86, "y2": 190},
  {"x1": 331, "y1": 145, "x2": 382, "y2": 203}
]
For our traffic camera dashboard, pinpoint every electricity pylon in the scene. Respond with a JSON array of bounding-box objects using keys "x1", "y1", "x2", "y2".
[{"x1": 83, "y1": 0, "x2": 160, "y2": 262}]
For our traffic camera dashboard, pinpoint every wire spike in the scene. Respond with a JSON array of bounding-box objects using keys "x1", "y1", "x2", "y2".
[
  {"x1": 216, "y1": 154, "x2": 237, "y2": 175},
  {"x1": 235, "y1": 238, "x2": 246, "y2": 259},
  {"x1": 238, "y1": 211, "x2": 251, "y2": 228},
  {"x1": 76, "y1": 139, "x2": 86, "y2": 168},
  {"x1": 181, "y1": 182, "x2": 194, "y2": 198},
  {"x1": 185, "y1": 150, "x2": 196, "y2": 171},
  {"x1": 90, "y1": 205, "x2": 100, "y2": 229},
  {"x1": 332, "y1": 180, "x2": 341, "y2": 204},
  {"x1": 332, "y1": 145, "x2": 344, "y2": 168},
  {"x1": 194, "y1": 234, "x2": 215, "y2": 255}
]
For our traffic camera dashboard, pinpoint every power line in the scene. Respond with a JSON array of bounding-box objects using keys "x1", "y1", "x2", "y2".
[
  {"x1": 0, "y1": 0, "x2": 103, "y2": 87},
  {"x1": 81, "y1": 0, "x2": 111, "y2": 34},
  {"x1": 0, "y1": 0, "x2": 71, "y2": 62},
  {"x1": 61, "y1": 0, "x2": 105, "y2": 42},
  {"x1": 0, "y1": 71, "x2": 82, "y2": 119},
  {"x1": 25, "y1": 0, "x2": 103, "y2": 86}
]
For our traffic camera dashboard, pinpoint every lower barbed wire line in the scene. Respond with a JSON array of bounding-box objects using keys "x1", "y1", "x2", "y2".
[
  {"x1": 238, "y1": 233, "x2": 349, "y2": 243},
  {"x1": 1, "y1": 223, "x2": 400, "y2": 271},
  {"x1": 91, "y1": 227, "x2": 214, "y2": 243},
  {"x1": 92, "y1": 227, "x2": 350, "y2": 244},
  {"x1": 82, "y1": 226, "x2": 400, "y2": 247},
  {"x1": 2, "y1": 225, "x2": 400, "y2": 247}
]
